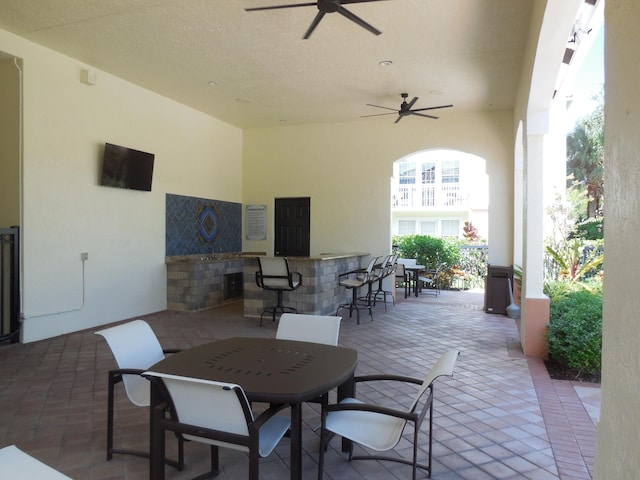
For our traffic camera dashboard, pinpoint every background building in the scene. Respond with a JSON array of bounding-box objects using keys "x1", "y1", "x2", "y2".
[{"x1": 391, "y1": 150, "x2": 489, "y2": 240}]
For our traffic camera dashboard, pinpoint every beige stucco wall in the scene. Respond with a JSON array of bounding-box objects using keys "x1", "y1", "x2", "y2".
[
  {"x1": 0, "y1": 57, "x2": 20, "y2": 227},
  {"x1": 0, "y1": 29, "x2": 243, "y2": 342},
  {"x1": 1, "y1": 22, "x2": 515, "y2": 343},
  {"x1": 595, "y1": 1, "x2": 640, "y2": 477},
  {"x1": 243, "y1": 110, "x2": 513, "y2": 264}
]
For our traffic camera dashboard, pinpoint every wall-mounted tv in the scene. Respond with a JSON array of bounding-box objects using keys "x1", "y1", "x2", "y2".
[{"x1": 100, "y1": 142, "x2": 155, "y2": 191}]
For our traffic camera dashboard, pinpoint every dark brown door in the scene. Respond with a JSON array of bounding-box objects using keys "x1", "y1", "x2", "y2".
[{"x1": 274, "y1": 197, "x2": 310, "y2": 257}]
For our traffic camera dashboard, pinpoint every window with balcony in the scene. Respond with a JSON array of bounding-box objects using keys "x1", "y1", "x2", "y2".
[
  {"x1": 422, "y1": 163, "x2": 435, "y2": 184},
  {"x1": 441, "y1": 160, "x2": 459, "y2": 183},
  {"x1": 421, "y1": 162, "x2": 436, "y2": 207},
  {"x1": 399, "y1": 162, "x2": 416, "y2": 184}
]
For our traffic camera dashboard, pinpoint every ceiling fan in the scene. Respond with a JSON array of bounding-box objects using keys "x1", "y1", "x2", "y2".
[
  {"x1": 362, "y1": 93, "x2": 453, "y2": 123},
  {"x1": 245, "y1": 0, "x2": 388, "y2": 39}
]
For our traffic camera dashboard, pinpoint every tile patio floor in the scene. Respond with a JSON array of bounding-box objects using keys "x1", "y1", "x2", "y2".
[{"x1": 0, "y1": 288, "x2": 600, "y2": 479}]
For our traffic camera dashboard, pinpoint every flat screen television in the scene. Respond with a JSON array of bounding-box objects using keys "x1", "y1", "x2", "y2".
[{"x1": 100, "y1": 142, "x2": 155, "y2": 191}]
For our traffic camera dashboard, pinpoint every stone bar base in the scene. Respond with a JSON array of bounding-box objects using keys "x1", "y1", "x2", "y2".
[
  {"x1": 166, "y1": 254, "x2": 244, "y2": 311},
  {"x1": 243, "y1": 253, "x2": 368, "y2": 319}
]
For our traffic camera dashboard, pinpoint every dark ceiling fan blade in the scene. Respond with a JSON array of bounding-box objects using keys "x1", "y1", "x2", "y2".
[
  {"x1": 341, "y1": 0, "x2": 390, "y2": 4},
  {"x1": 245, "y1": 2, "x2": 316, "y2": 11},
  {"x1": 410, "y1": 104, "x2": 454, "y2": 113},
  {"x1": 337, "y1": 6, "x2": 382, "y2": 36},
  {"x1": 410, "y1": 112, "x2": 439, "y2": 120},
  {"x1": 365, "y1": 103, "x2": 398, "y2": 112},
  {"x1": 303, "y1": 11, "x2": 326, "y2": 39},
  {"x1": 394, "y1": 115, "x2": 404, "y2": 124},
  {"x1": 361, "y1": 112, "x2": 397, "y2": 118},
  {"x1": 406, "y1": 96, "x2": 419, "y2": 109}
]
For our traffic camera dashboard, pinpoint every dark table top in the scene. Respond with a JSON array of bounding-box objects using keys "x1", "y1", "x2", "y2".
[{"x1": 149, "y1": 337, "x2": 358, "y2": 404}]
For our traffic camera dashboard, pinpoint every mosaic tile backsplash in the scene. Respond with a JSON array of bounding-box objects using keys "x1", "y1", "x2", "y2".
[{"x1": 166, "y1": 193, "x2": 242, "y2": 256}]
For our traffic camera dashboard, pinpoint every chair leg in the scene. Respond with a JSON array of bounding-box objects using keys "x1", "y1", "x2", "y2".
[
  {"x1": 260, "y1": 290, "x2": 298, "y2": 326},
  {"x1": 210, "y1": 445, "x2": 219, "y2": 476},
  {"x1": 106, "y1": 372, "x2": 117, "y2": 461},
  {"x1": 107, "y1": 371, "x2": 183, "y2": 470},
  {"x1": 337, "y1": 286, "x2": 373, "y2": 325},
  {"x1": 248, "y1": 447, "x2": 259, "y2": 480},
  {"x1": 177, "y1": 436, "x2": 185, "y2": 471},
  {"x1": 317, "y1": 411, "x2": 327, "y2": 480}
]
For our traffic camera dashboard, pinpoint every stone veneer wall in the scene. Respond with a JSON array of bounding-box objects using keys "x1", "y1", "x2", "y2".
[
  {"x1": 243, "y1": 255, "x2": 366, "y2": 319},
  {"x1": 166, "y1": 255, "x2": 244, "y2": 311}
]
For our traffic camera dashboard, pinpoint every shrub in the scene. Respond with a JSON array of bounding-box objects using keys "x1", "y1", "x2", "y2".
[
  {"x1": 394, "y1": 235, "x2": 461, "y2": 267},
  {"x1": 546, "y1": 289, "x2": 602, "y2": 379},
  {"x1": 393, "y1": 235, "x2": 462, "y2": 288}
]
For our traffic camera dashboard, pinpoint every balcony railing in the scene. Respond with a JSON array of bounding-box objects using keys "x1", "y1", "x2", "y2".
[{"x1": 393, "y1": 184, "x2": 468, "y2": 208}]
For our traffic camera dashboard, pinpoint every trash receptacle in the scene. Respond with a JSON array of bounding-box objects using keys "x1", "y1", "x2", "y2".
[{"x1": 484, "y1": 265, "x2": 514, "y2": 314}]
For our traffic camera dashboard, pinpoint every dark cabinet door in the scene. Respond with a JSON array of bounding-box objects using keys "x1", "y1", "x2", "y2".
[{"x1": 274, "y1": 197, "x2": 310, "y2": 257}]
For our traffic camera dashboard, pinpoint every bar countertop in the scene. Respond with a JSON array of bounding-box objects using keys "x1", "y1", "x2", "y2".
[{"x1": 166, "y1": 252, "x2": 368, "y2": 264}]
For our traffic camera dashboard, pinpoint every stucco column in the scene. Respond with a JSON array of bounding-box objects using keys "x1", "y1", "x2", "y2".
[
  {"x1": 521, "y1": 112, "x2": 550, "y2": 358},
  {"x1": 595, "y1": 1, "x2": 640, "y2": 476}
]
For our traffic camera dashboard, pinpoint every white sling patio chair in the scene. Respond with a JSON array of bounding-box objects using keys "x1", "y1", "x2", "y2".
[
  {"x1": 143, "y1": 372, "x2": 291, "y2": 480},
  {"x1": 0, "y1": 445, "x2": 72, "y2": 479},
  {"x1": 94, "y1": 319, "x2": 184, "y2": 468},
  {"x1": 317, "y1": 349, "x2": 460, "y2": 480},
  {"x1": 276, "y1": 313, "x2": 342, "y2": 346},
  {"x1": 276, "y1": 313, "x2": 342, "y2": 408}
]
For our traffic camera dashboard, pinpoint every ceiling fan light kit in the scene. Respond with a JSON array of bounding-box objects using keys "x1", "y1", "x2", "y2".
[
  {"x1": 362, "y1": 93, "x2": 454, "y2": 123},
  {"x1": 245, "y1": 0, "x2": 388, "y2": 39}
]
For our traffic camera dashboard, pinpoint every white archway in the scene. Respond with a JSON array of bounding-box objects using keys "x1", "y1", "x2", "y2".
[{"x1": 390, "y1": 149, "x2": 488, "y2": 241}]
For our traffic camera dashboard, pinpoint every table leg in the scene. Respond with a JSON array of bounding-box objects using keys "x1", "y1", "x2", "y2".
[
  {"x1": 290, "y1": 403, "x2": 302, "y2": 480},
  {"x1": 338, "y1": 375, "x2": 356, "y2": 454},
  {"x1": 149, "y1": 381, "x2": 164, "y2": 480}
]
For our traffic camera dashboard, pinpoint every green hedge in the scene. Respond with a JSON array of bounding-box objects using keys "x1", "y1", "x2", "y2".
[
  {"x1": 546, "y1": 288, "x2": 602, "y2": 378},
  {"x1": 393, "y1": 235, "x2": 463, "y2": 289}
]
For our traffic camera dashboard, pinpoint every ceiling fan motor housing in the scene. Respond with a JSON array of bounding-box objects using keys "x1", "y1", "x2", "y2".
[{"x1": 319, "y1": 0, "x2": 341, "y2": 13}]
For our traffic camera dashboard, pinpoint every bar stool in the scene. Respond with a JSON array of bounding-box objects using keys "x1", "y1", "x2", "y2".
[
  {"x1": 255, "y1": 256, "x2": 302, "y2": 326},
  {"x1": 371, "y1": 254, "x2": 397, "y2": 311},
  {"x1": 336, "y1": 256, "x2": 378, "y2": 324}
]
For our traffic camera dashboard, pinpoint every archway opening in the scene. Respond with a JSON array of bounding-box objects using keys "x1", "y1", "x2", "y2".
[{"x1": 390, "y1": 149, "x2": 489, "y2": 241}]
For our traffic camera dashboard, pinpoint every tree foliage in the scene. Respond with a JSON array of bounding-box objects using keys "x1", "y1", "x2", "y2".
[{"x1": 566, "y1": 92, "x2": 604, "y2": 219}]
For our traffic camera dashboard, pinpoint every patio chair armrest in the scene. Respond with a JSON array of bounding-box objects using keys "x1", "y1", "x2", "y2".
[
  {"x1": 153, "y1": 401, "x2": 251, "y2": 446},
  {"x1": 354, "y1": 374, "x2": 422, "y2": 386},
  {"x1": 289, "y1": 271, "x2": 302, "y2": 285},
  {"x1": 111, "y1": 367, "x2": 146, "y2": 376},
  {"x1": 162, "y1": 348, "x2": 182, "y2": 354},
  {"x1": 339, "y1": 268, "x2": 373, "y2": 284},
  {"x1": 252, "y1": 403, "x2": 290, "y2": 430},
  {"x1": 325, "y1": 401, "x2": 418, "y2": 422}
]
